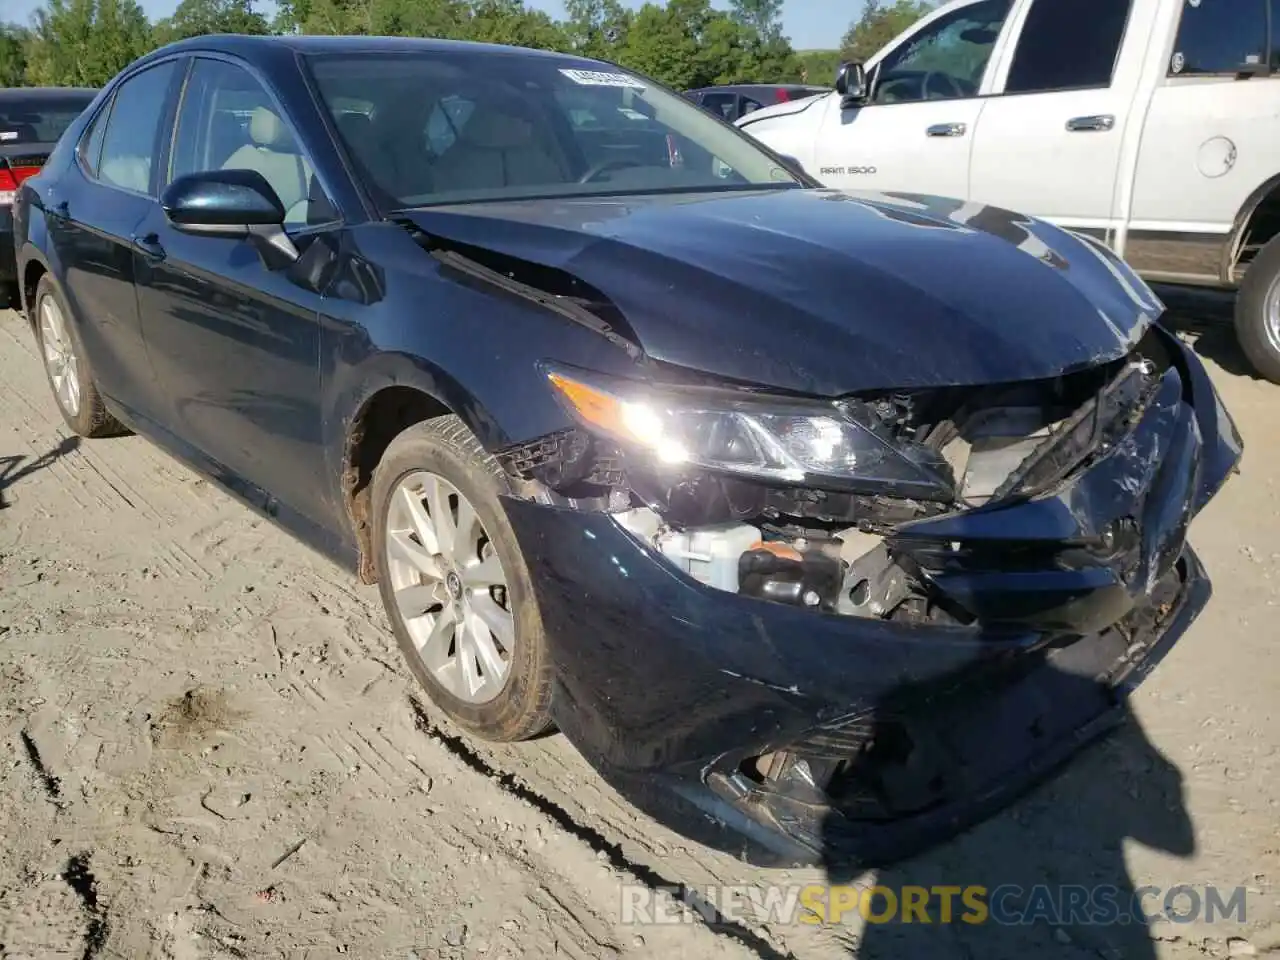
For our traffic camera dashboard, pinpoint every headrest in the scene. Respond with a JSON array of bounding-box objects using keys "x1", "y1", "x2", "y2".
[
  {"x1": 336, "y1": 111, "x2": 373, "y2": 141},
  {"x1": 249, "y1": 106, "x2": 293, "y2": 150},
  {"x1": 457, "y1": 103, "x2": 537, "y2": 151}
]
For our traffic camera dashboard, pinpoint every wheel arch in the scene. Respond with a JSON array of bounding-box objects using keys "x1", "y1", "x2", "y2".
[
  {"x1": 333, "y1": 354, "x2": 512, "y2": 585},
  {"x1": 1227, "y1": 172, "x2": 1280, "y2": 283},
  {"x1": 19, "y1": 250, "x2": 52, "y2": 329}
]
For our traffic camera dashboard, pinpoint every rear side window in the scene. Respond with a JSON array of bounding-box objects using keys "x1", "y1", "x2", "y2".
[
  {"x1": 1170, "y1": 0, "x2": 1268, "y2": 76},
  {"x1": 78, "y1": 98, "x2": 112, "y2": 177},
  {"x1": 1005, "y1": 0, "x2": 1132, "y2": 93},
  {"x1": 0, "y1": 98, "x2": 93, "y2": 145},
  {"x1": 98, "y1": 60, "x2": 178, "y2": 195},
  {"x1": 700, "y1": 92, "x2": 738, "y2": 121}
]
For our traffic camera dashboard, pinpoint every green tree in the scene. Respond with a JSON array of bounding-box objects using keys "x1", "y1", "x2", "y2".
[
  {"x1": 153, "y1": 0, "x2": 269, "y2": 44},
  {"x1": 797, "y1": 48, "x2": 841, "y2": 85},
  {"x1": 466, "y1": 0, "x2": 566, "y2": 50},
  {"x1": 563, "y1": 0, "x2": 630, "y2": 60},
  {"x1": 840, "y1": 0, "x2": 932, "y2": 62},
  {"x1": 729, "y1": 0, "x2": 782, "y2": 43},
  {"x1": 618, "y1": 0, "x2": 793, "y2": 89},
  {"x1": 23, "y1": 0, "x2": 154, "y2": 87},
  {"x1": 0, "y1": 23, "x2": 30, "y2": 86}
]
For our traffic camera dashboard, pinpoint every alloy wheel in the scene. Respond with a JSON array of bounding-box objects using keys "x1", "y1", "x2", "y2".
[
  {"x1": 39, "y1": 295, "x2": 81, "y2": 418},
  {"x1": 384, "y1": 470, "x2": 515, "y2": 704}
]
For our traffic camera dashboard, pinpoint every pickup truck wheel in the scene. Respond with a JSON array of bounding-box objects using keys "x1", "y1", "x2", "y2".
[
  {"x1": 1234, "y1": 236, "x2": 1280, "y2": 384},
  {"x1": 370, "y1": 415, "x2": 555, "y2": 742}
]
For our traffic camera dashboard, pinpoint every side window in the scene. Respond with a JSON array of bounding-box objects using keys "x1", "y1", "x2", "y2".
[
  {"x1": 1170, "y1": 0, "x2": 1267, "y2": 76},
  {"x1": 741, "y1": 96, "x2": 765, "y2": 116},
  {"x1": 1005, "y1": 0, "x2": 1132, "y2": 93},
  {"x1": 871, "y1": 0, "x2": 1012, "y2": 104},
  {"x1": 699, "y1": 92, "x2": 738, "y2": 120},
  {"x1": 98, "y1": 61, "x2": 177, "y2": 194},
  {"x1": 78, "y1": 96, "x2": 113, "y2": 178},
  {"x1": 171, "y1": 58, "x2": 336, "y2": 228}
]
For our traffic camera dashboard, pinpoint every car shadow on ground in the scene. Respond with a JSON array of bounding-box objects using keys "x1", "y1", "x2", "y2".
[
  {"x1": 1154, "y1": 285, "x2": 1261, "y2": 381},
  {"x1": 820, "y1": 666, "x2": 1194, "y2": 960},
  {"x1": 0, "y1": 435, "x2": 81, "y2": 509}
]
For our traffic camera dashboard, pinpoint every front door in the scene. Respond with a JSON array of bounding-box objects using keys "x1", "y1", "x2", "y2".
[
  {"x1": 809, "y1": 0, "x2": 1014, "y2": 199},
  {"x1": 135, "y1": 55, "x2": 341, "y2": 523}
]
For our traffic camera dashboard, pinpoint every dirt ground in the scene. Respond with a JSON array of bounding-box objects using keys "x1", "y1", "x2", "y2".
[{"x1": 0, "y1": 303, "x2": 1277, "y2": 960}]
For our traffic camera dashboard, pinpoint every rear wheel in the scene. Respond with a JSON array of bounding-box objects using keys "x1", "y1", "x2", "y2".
[
  {"x1": 34, "y1": 275, "x2": 123, "y2": 438},
  {"x1": 370, "y1": 415, "x2": 554, "y2": 741}
]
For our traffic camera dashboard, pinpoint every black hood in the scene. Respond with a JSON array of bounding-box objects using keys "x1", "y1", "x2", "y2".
[{"x1": 401, "y1": 188, "x2": 1162, "y2": 396}]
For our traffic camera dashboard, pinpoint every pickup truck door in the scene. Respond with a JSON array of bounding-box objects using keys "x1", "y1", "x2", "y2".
[
  {"x1": 807, "y1": 0, "x2": 1015, "y2": 198},
  {"x1": 968, "y1": 0, "x2": 1154, "y2": 236}
]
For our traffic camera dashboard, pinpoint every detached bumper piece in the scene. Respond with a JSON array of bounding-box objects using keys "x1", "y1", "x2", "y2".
[{"x1": 501, "y1": 325, "x2": 1241, "y2": 867}]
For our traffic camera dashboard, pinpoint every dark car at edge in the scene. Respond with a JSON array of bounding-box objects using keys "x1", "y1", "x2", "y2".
[
  {"x1": 684, "y1": 82, "x2": 830, "y2": 123},
  {"x1": 1, "y1": 86, "x2": 97, "y2": 305},
  {"x1": 12, "y1": 35, "x2": 1242, "y2": 867}
]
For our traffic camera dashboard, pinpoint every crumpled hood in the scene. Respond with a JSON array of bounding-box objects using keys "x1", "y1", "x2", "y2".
[{"x1": 401, "y1": 188, "x2": 1162, "y2": 396}]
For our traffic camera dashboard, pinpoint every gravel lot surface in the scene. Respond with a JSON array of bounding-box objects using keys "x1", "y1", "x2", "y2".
[{"x1": 0, "y1": 304, "x2": 1276, "y2": 960}]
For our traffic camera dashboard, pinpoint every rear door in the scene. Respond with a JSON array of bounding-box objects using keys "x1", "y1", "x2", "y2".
[
  {"x1": 44, "y1": 61, "x2": 183, "y2": 418},
  {"x1": 807, "y1": 0, "x2": 1015, "y2": 198},
  {"x1": 1125, "y1": 0, "x2": 1277, "y2": 284},
  {"x1": 968, "y1": 0, "x2": 1148, "y2": 235}
]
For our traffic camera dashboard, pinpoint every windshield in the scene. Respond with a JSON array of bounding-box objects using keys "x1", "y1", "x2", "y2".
[
  {"x1": 0, "y1": 97, "x2": 94, "y2": 145},
  {"x1": 306, "y1": 52, "x2": 800, "y2": 210}
]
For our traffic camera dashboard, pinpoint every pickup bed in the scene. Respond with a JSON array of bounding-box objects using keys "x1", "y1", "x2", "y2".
[{"x1": 738, "y1": 0, "x2": 1280, "y2": 382}]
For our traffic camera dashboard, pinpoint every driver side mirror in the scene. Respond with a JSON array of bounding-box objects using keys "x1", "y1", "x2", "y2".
[
  {"x1": 161, "y1": 169, "x2": 299, "y2": 268},
  {"x1": 835, "y1": 61, "x2": 870, "y2": 108}
]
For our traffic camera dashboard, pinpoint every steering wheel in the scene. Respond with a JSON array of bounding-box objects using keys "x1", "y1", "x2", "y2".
[
  {"x1": 578, "y1": 158, "x2": 647, "y2": 183},
  {"x1": 923, "y1": 71, "x2": 969, "y2": 100}
]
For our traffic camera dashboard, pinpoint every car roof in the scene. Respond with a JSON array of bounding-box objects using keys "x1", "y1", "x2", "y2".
[
  {"x1": 147, "y1": 32, "x2": 604, "y2": 64},
  {"x1": 0, "y1": 87, "x2": 98, "y2": 102}
]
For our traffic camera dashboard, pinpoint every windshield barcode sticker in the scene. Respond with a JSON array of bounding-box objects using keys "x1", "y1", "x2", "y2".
[{"x1": 559, "y1": 68, "x2": 645, "y2": 89}]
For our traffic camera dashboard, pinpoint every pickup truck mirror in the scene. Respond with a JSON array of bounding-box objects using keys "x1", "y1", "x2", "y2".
[{"x1": 835, "y1": 61, "x2": 869, "y2": 107}]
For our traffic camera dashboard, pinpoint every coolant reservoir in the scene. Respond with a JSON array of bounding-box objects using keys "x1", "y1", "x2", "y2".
[{"x1": 658, "y1": 524, "x2": 761, "y2": 593}]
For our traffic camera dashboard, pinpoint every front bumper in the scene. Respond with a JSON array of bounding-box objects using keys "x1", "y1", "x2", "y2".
[{"x1": 502, "y1": 326, "x2": 1241, "y2": 867}]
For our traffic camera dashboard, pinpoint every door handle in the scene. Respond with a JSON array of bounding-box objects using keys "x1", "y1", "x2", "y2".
[
  {"x1": 926, "y1": 122, "x2": 967, "y2": 137},
  {"x1": 1066, "y1": 114, "x2": 1115, "y2": 132},
  {"x1": 131, "y1": 233, "x2": 166, "y2": 261}
]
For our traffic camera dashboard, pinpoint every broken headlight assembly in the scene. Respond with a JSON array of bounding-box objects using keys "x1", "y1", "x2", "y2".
[{"x1": 542, "y1": 363, "x2": 957, "y2": 502}]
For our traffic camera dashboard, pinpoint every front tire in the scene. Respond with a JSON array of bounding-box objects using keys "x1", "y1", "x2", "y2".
[
  {"x1": 371, "y1": 415, "x2": 554, "y2": 741},
  {"x1": 1234, "y1": 234, "x2": 1280, "y2": 384},
  {"x1": 33, "y1": 275, "x2": 123, "y2": 437}
]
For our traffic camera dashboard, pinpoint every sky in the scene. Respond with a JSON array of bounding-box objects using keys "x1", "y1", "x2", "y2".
[{"x1": 2, "y1": 0, "x2": 848, "y2": 50}]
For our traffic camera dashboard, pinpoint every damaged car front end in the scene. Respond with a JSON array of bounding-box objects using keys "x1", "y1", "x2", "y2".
[
  {"x1": 301, "y1": 47, "x2": 1241, "y2": 867},
  {"x1": 407, "y1": 197, "x2": 1243, "y2": 867}
]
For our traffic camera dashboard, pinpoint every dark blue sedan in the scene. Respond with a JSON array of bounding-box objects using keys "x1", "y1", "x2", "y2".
[{"x1": 12, "y1": 35, "x2": 1242, "y2": 867}]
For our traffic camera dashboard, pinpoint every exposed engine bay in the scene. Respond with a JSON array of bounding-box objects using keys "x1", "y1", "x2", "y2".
[{"x1": 500, "y1": 330, "x2": 1169, "y2": 630}]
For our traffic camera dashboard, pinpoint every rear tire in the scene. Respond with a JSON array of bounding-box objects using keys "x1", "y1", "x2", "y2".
[
  {"x1": 370, "y1": 415, "x2": 554, "y2": 742},
  {"x1": 1234, "y1": 234, "x2": 1280, "y2": 384},
  {"x1": 34, "y1": 276, "x2": 125, "y2": 438}
]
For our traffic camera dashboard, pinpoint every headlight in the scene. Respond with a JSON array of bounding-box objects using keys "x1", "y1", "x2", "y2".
[{"x1": 544, "y1": 364, "x2": 956, "y2": 501}]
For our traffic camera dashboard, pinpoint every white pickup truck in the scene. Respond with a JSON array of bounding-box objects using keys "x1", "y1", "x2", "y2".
[{"x1": 738, "y1": 0, "x2": 1280, "y2": 382}]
